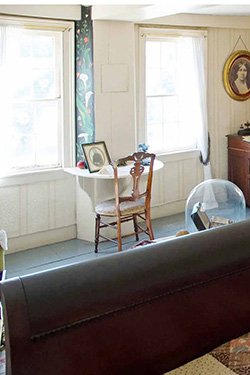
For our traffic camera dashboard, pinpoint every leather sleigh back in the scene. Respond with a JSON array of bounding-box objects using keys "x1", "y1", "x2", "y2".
[{"x1": 2, "y1": 219, "x2": 250, "y2": 375}]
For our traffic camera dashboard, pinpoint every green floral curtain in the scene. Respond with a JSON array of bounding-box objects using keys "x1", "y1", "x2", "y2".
[{"x1": 75, "y1": 6, "x2": 95, "y2": 163}]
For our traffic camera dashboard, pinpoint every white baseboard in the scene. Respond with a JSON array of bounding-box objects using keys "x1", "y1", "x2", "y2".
[
  {"x1": 151, "y1": 200, "x2": 186, "y2": 220},
  {"x1": 7, "y1": 225, "x2": 77, "y2": 254}
]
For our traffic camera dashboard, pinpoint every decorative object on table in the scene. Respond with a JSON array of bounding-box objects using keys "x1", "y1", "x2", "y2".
[
  {"x1": 94, "y1": 151, "x2": 155, "y2": 252},
  {"x1": 242, "y1": 135, "x2": 250, "y2": 143},
  {"x1": 223, "y1": 49, "x2": 250, "y2": 101},
  {"x1": 210, "y1": 216, "x2": 233, "y2": 227},
  {"x1": 190, "y1": 202, "x2": 233, "y2": 231},
  {"x1": 117, "y1": 161, "x2": 127, "y2": 167},
  {"x1": 191, "y1": 202, "x2": 211, "y2": 231},
  {"x1": 186, "y1": 179, "x2": 246, "y2": 233},
  {"x1": 175, "y1": 230, "x2": 190, "y2": 237},
  {"x1": 76, "y1": 160, "x2": 85, "y2": 169},
  {"x1": 238, "y1": 120, "x2": 250, "y2": 135},
  {"x1": 81, "y1": 141, "x2": 111, "y2": 173},
  {"x1": 138, "y1": 143, "x2": 151, "y2": 165}
]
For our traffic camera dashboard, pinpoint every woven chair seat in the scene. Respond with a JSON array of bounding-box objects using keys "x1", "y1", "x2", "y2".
[
  {"x1": 95, "y1": 197, "x2": 146, "y2": 216},
  {"x1": 94, "y1": 152, "x2": 155, "y2": 252}
]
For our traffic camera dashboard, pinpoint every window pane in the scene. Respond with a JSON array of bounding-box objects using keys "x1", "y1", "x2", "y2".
[
  {"x1": 20, "y1": 35, "x2": 32, "y2": 58},
  {"x1": 12, "y1": 102, "x2": 34, "y2": 135},
  {"x1": 147, "y1": 124, "x2": 163, "y2": 151},
  {"x1": 33, "y1": 69, "x2": 55, "y2": 99},
  {"x1": 146, "y1": 68, "x2": 161, "y2": 96},
  {"x1": 163, "y1": 123, "x2": 178, "y2": 151},
  {"x1": 0, "y1": 27, "x2": 62, "y2": 172},
  {"x1": 160, "y1": 69, "x2": 175, "y2": 95},
  {"x1": 35, "y1": 101, "x2": 59, "y2": 166},
  {"x1": 33, "y1": 35, "x2": 55, "y2": 60},
  {"x1": 145, "y1": 35, "x2": 201, "y2": 153},
  {"x1": 12, "y1": 134, "x2": 36, "y2": 168},
  {"x1": 161, "y1": 41, "x2": 176, "y2": 66},
  {"x1": 11, "y1": 103, "x2": 35, "y2": 167},
  {"x1": 163, "y1": 96, "x2": 178, "y2": 123},
  {"x1": 146, "y1": 40, "x2": 177, "y2": 96},
  {"x1": 147, "y1": 97, "x2": 162, "y2": 124},
  {"x1": 146, "y1": 41, "x2": 160, "y2": 69}
]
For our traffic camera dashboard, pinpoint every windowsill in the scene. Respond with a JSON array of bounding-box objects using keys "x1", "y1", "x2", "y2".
[
  {"x1": 0, "y1": 168, "x2": 73, "y2": 187},
  {"x1": 156, "y1": 149, "x2": 200, "y2": 163}
]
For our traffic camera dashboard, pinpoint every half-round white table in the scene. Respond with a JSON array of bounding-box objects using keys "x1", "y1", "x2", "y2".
[{"x1": 64, "y1": 160, "x2": 164, "y2": 242}]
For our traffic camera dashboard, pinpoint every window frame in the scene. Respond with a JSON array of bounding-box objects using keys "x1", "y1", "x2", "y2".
[
  {"x1": 137, "y1": 26, "x2": 207, "y2": 157},
  {"x1": 0, "y1": 15, "x2": 75, "y2": 184}
]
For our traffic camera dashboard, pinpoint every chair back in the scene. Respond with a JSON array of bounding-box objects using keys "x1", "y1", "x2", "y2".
[{"x1": 111, "y1": 152, "x2": 155, "y2": 206}]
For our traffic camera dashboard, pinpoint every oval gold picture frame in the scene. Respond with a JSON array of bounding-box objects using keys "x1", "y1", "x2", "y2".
[{"x1": 223, "y1": 50, "x2": 250, "y2": 101}]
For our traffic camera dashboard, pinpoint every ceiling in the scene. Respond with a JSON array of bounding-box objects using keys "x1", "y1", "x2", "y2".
[{"x1": 91, "y1": 4, "x2": 250, "y2": 22}]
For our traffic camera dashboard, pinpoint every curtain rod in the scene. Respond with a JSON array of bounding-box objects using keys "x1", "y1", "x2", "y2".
[
  {"x1": 0, "y1": 12, "x2": 72, "y2": 23},
  {"x1": 136, "y1": 23, "x2": 208, "y2": 31}
]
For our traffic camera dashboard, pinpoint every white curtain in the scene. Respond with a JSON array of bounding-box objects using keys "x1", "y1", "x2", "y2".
[
  {"x1": 0, "y1": 25, "x2": 24, "y2": 175},
  {"x1": 192, "y1": 36, "x2": 212, "y2": 180},
  {"x1": 0, "y1": 26, "x2": 12, "y2": 175},
  {"x1": 0, "y1": 26, "x2": 10, "y2": 175}
]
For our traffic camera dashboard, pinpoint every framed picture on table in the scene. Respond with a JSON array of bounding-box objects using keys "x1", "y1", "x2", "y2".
[
  {"x1": 81, "y1": 141, "x2": 111, "y2": 173},
  {"x1": 223, "y1": 50, "x2": 250, "y2": 101}
]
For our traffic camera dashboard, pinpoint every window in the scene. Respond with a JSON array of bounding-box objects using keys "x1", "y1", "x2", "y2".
[
  {"x1": 0, "y1": 17, "x2": 74, "y2": 176},
  {"x1": 138, "y1": 28, "x2": 207, "y2": 155}
]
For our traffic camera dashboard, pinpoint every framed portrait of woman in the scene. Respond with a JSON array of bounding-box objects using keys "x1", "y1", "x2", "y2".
[{"x1": 223, "y1": 50, "x2": 250, "y2": 101}]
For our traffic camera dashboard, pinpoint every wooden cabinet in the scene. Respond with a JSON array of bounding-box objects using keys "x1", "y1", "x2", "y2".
[{"x1": 227, "y1": 134, "x2": 250, "y2": 206}]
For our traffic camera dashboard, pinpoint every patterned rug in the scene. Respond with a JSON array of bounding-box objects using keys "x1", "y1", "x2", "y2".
[
  {"x1": 1, "y1": 333, "x2": 250, "y2": 374},
  {"x1": 0, "y1": 350, "x2": 4, "y2": 375},
  {"x1": 167, "y1": 332, "x2": 250, "y2": 374}
]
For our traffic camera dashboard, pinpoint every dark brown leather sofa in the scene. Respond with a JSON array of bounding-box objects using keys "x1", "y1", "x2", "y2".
[{"x1": 2, "y1": 218, "x2": 250, "y2": 375}]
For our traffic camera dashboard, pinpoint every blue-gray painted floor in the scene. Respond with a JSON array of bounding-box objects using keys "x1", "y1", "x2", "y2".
[{"x1": 5, "y1": 213, "x2": 186, "y2": 279}]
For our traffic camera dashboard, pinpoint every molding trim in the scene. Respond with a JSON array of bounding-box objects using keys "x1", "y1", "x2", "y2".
[{"x1": 8, "y1": 225, "x2": 77, "y2": 253}]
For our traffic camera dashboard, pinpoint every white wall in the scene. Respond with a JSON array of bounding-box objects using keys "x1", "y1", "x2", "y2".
[
  {"x1": 93, "y1": 21, "x2": 137, "y2": 159},
  {"x1": 0, "y1": 5, "x2": 81, "y2": 20},
  {"x1": 93, "y1": 16, "x2": 250, "y2": 223},
  {"x1": 207, "y1": 27, "x2": 250, "y2": 179},
  {"x1": 0, "y1": 174, "x2": 76, "y2": 253}
]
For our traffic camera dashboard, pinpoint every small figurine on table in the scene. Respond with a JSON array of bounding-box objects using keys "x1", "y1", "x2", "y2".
[{"x1": 138, "y1": 143, "x2": 151, "y2": 165}]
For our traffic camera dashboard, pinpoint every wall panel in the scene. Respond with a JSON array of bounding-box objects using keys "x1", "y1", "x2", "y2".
[
  {"x1": 27, "y1": 182, "x2": 49, "y2": 233},
  {"x1": 0, "y1": 176, "x2": 76, "y2": 251},
  {"x1": 0, "y1": 186, "x2": 20, "y2": 237},
  {"x1": 55, "y1": 178, "x2": 76, "y2": 228},
  {"x1": 207, "y1": 27, "x2": 250, "y2": 181}
]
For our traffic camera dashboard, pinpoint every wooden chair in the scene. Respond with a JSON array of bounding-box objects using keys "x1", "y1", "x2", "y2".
[{"x1": 94, "y1": 151, "x2": 155, "y2": 252}]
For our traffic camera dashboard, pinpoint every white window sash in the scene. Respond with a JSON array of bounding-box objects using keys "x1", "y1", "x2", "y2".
[
  {"x1": 137, "y1": 26, "x2": 209, "y2": 158},
  {"x1": 0, "y1": 16, "x2": 75, "y2": 177}
]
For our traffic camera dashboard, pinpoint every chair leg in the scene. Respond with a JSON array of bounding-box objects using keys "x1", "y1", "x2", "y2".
[
  {"x1": 145, "y1": 210, "x2": 154, "y2": 240},
  {"x1": 95, "y1": 214, "x2": 101, "y2": 253},
  {"x1": 133, "y1": 215, "x2": 139, "y2": 241},
  {"x1": 117, "y1": 216, "x2": 122, "y2": 251}
]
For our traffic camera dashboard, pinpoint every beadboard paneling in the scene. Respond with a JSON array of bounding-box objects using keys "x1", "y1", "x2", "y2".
[
  {"x1": 0, "y1": 186, "x2": 20, "y2": 237},
  {"x1": 55, "y1": 178, "x2": 76, "y2": 228},
  {"x1": 0, "y1": 176, "x2": 76, "y2": 250},
  {"x1": 207, "y1": 27, "x2": 250, "y2": 180},
  {"x1": 27, "y1": 182, "x2": 50, "y2": 233}
]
